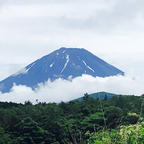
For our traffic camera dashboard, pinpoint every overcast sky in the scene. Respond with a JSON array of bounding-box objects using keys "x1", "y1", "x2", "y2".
[
  {"x1": 0, "y1": 0, "x2": 144, "y2": 103},
  {"x1": 0, "y1": 0, "x2": 144, "y2": 80}
]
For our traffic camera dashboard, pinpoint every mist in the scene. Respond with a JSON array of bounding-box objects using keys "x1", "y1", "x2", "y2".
[{"x1": 0, "y1": 74, "x2": 143, "y2": 104}]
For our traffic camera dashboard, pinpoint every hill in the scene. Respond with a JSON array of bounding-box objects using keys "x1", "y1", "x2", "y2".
[{"x1": 76, "y1": 92, "x2": 118, "y2": 101}]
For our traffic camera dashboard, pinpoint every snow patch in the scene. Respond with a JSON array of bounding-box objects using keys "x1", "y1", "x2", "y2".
[
  {"x1": 62, "y1": 50, "x2": 66, "y2": 53},
  {"x1": 26, "y1": 63, "x2": 36, "y2": 73},
  {"x1": 50, "y1": 62, "x2": 54, "y2": 68},
  {"x1": 82, "y1": 60, "x2": 95, "y2": 72},
  {"x1": 61, "y1": 55, "x2": 70, "y2": 73}
]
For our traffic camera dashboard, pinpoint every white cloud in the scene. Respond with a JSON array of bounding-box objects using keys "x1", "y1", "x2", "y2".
[
  {"x1": 0, "y1": 0, "x2": 144, "y2": 101},
  {"x1": 0, "y1": 0, "x2": 144, "y2": 67},
  {"x1": 0, "y1": 64, "x2": 25, "y2": 80},
  {"x1": 0, "y1": 0, "x2": 144, "y2": 68},
  {"x1": 0, "y1": 74, "x2": 143, "y2": 104}
]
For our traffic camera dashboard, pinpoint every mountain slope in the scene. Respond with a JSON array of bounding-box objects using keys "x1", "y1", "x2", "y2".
[
  {"x1": 0, "y1": 47, "x2": 124, "y2": 93},
  {"x1": 76, "y1": 92, "x2": 118, "y2": 101}
]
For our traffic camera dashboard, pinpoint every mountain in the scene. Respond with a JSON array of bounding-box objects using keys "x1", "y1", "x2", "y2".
[
  {"x1": 75, "y1": 92, "x2": 118, "y2": 101},
  {"x1": 0, "y1": 47, "x2": 124, "y2": 93}
]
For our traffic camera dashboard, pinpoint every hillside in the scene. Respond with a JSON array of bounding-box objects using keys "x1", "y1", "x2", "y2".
[
  {"x1": 76, "y1": 91, "x2": 118, "y2": 101},
  {"x1": 0, "y1": 94, "x2": 143, "y2": 143}
]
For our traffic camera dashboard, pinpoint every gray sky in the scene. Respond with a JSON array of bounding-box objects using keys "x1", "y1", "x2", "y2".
[
  {"x1": 0, "y1": 0, "x2": 144, "y2": 103},
  {"x1": 0, "y1": 0, "x2": 144, "y2": 80}
]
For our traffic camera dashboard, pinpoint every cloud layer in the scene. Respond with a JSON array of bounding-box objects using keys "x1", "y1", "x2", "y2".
[
  {"x1": 0, "y1": 0, "x2": 144, "y2": 81},
  {"x1": 0, "y1": 0, "x2": 144, "y2": 103},
  {"x1": 0, "y1": 74, "x2": 143, "y2": 104}
]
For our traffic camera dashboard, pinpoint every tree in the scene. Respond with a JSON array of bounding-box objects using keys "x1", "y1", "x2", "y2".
[
  {"x1": 0, "y1": 127, "x2": 11, "y2": 144},
  {"x1": 104, "y1": 106, "x2": 123, "y2": 128},
  {"x1": 125, "y1": 113, "x2": 140, "y2": 124},
  {"x1": 13, "y1": 117, "x2": 54, "y2": 144},
  {"x1": 83, "y1": 93, "x2": 90, "y2": 101},
  {"x1": 104, "y1": 94, "x2": 108, "y2": 101},
  {"x1": 81, "y1": 112, "x2": 104, "y2": 133}
]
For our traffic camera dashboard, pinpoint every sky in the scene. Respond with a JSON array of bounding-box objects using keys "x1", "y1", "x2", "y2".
[{"x1": 0, "y1": 0, "x2": 144, "y2": 103}]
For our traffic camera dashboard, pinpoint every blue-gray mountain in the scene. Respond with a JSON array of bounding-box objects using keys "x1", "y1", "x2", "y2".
[
  {"x1": 75, "y1": 92, "x2": 118, "y2": 101},
  {"x1": 0, "y1": 47, "x2": 124, "y2": 93}
]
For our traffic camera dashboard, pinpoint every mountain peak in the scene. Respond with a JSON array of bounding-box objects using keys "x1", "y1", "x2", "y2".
[
  {"x1": 0, "y1": 47, "x2": 124, "y2": 93},
  {"x1": 58, "y1": 47, "x2": 86, "y2": 51}
]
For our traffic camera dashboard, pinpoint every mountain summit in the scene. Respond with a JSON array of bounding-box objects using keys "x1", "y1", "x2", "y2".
[{"x1": 0, "y1": 47, "x2": 124, "y2": 93}]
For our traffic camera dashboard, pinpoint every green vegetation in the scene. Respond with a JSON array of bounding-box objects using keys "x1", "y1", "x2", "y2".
[
  {"x1": 88, "y1": 122, "x2": 144, "y2": 144},
  {"x1": 0, "y1": 94, "x2": 144, "y2": 143}
]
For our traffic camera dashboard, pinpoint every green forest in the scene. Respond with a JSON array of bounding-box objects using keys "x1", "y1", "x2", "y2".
[{"x1": 0, "y1": 93, "x2": 144, "y2": 144}]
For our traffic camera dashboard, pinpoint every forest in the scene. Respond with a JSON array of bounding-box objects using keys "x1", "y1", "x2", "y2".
[{"x1": 0, "y1": 93, "x2": 144, "y2": 144}]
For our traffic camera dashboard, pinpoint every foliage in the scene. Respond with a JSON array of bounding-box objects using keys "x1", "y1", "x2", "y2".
[
  {"x1": 88, "y1": 121, "x2": 144, "y2": 144},
  {"x1": 0, "y1": 127, "x2": 11, "y2": 144},
  {"x1": 0, "y1": 95, "x2": 143, "y2": 143},
  {"x1": 104, "y1": 106, "x2": 123, "y2": 128},
  {"x1": 81, "y1": 112, "x2": 104, "y2": 132}
]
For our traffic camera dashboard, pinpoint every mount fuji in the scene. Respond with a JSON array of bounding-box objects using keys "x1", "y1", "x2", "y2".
[{"x1": 0, "y1": 47, "x2": 124, "y2": 93}]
